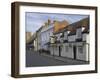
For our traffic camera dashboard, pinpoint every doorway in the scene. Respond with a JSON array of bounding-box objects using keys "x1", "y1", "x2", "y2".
[
  {"x1": 73, "y1": 46, "x2": 77, "y2": 59},
  {"x1": 59, "y1": 46, "x2": 61, "y2": 56}
]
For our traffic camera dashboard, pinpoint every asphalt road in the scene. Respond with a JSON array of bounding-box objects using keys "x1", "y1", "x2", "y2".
[
  {"x1": 26, "y1": 50, "x2": 89, "y2": 67},
  {"x1": 26, "y1": 50, "x2": 68, "y2": 67}
]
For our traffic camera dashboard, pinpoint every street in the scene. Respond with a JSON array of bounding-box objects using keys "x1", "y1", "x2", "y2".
[{"x1": 26, "y1": 50, "x2": 89, "y2": 67}]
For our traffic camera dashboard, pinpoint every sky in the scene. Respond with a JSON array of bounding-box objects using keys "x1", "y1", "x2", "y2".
[{"x1": 25, "y1": 12, "x2": 89, "y2": 32}]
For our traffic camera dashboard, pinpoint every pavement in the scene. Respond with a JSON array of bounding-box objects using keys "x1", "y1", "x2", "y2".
[
  {"x1": 41, "y1": 53, "x2": 89, "y2": 65},
  {"x1": 26, "y1": 50, "x2": 89, "y2": 67}
]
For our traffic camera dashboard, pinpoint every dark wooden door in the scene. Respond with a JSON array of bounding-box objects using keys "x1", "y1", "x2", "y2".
[
  {"x1": 59, "y1": 46, "x2": 61, "y2": 56},
  {"x1": 73, "y1": 46, "x2": 77, "y2": 59}
]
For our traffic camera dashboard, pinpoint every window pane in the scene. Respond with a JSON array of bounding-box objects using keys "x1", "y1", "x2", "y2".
[
  {"x1": 78, "y1": 46, "x2": 83, "y2": 53},
  {"x1": 66, "y1": 46, "x2": 69, "y2": 52}
]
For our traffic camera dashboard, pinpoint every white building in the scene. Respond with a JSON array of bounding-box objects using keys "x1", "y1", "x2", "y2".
[
  {"x1": 50, "y1": 17, "x2": 89, "y2": 61},
  {"x1": 40, "y1": 24, "x2": 54, "y2": 51}
]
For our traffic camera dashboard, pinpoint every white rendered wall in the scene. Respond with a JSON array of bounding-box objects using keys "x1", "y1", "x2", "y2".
[
  {"x1": 68, "y1": 35, "x2": 76, "y2": 42},
  {"x1": 61, "y1": 43, "x2": 73, "y2": 58}
]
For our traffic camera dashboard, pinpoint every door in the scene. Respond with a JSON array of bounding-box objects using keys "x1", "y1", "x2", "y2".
[
  {"x1": 73, "y1": 46, "x2": 77, "y2": 59},
  {"x1": 59, "y1": 46, "x2": 61, "y2": 56}
]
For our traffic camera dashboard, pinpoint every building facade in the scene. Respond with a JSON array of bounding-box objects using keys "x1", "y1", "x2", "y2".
[
  {"x1": 50, "y1": 17, "x2": 89, "y2": 61},
  {"x1": 28, "y1": 17, "x2": 89, "y2": 62},
  {"x1": 40, "y1": 23, "x2": 54, "y2": 51}
]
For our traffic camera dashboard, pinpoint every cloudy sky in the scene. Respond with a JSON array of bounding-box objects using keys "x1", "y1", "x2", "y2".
[{"x1": 25, "y1": 12, "x2": 89, "y2": 32}]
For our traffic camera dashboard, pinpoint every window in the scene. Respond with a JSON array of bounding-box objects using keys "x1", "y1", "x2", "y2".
[
  {"x1": 64, "y1": 32, "x2": 68, "y2": 40},
  {"x1": 66, "y1": 46, "x2": 69, "y2": 52},
  {"x1": 78, "y1": 46, "x2": 83, "y2": 53},
  {"x1": 76, "y1": 28, "x2": 82, "y2": 39},
  {"x1": 60, "y1": 33, "x2": 64, "y2": 38},
  {"x1": 55, "y1": 46, "x2": 58, "y2": 50}
]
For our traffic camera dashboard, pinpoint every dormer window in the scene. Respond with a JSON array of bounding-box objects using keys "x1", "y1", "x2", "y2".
[
  {"x1": 60, "y1": 33, "x2": 63, "y2": 36},
  {"x1": 64, "y1": 31, "x2": 68, "y2": 41},
  {"x1": 82, "y1": 27, "x2": 85, "y2": 31},
  {"x1": 68, "y1": 31, "x2": 70, "y2": 34},
  {"x1": 76, "y1": 27, "x2": 82, "y2": 39},
  {"x1": 60, "y1": 32, "x2": 64, "y2": 38}
]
